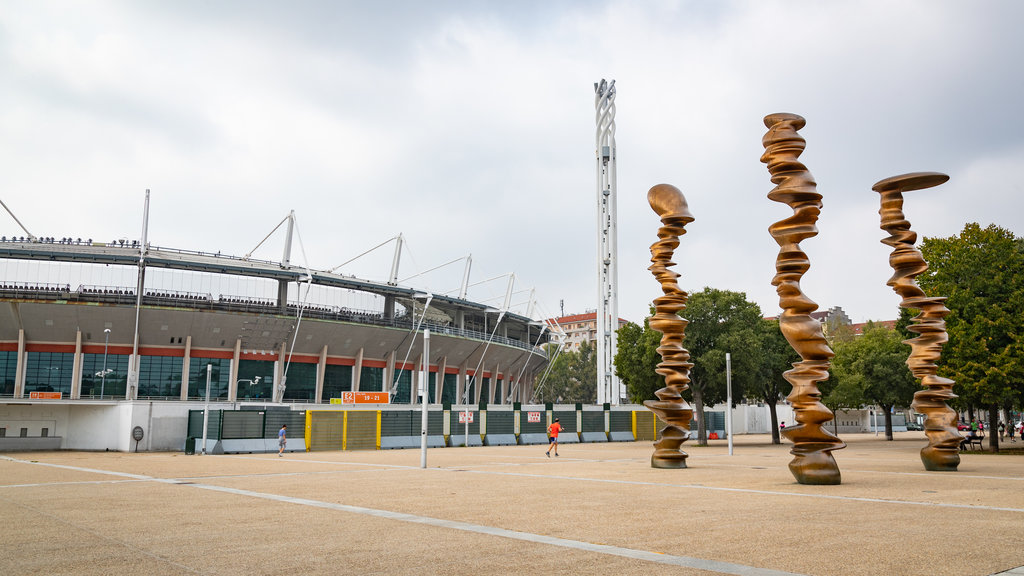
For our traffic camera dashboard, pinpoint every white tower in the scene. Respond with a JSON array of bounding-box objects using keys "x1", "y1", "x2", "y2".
[{"x1": 594, "y1": 79, "x2": 620, "y2": 405}]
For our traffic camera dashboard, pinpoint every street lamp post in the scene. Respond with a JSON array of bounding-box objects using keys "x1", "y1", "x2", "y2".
[{"x1": 101, "y1": 328, "x2": 111, "y2": 399}]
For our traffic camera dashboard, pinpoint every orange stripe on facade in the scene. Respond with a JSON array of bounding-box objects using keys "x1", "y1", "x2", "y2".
[
  {"x1": 189, "y1": 349, "x2": 234, "y2": 360},
  {"x1": 25, "y1": 343, "x2": 76, "y2": 353},
  {"x1": 0, "y1": 342, "x2": 17, "y2": 352},
  {"x1": 325, "y1": 357, "x2": 356, "y2": 366}
]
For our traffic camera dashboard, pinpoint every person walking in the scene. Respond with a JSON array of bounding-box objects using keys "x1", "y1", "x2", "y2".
[
  {"x1": 1010, "y1": 421, "x2": 1017, "y2": 443},
  {"x1": 546, "y1": 418, "x2": 562, "y2": 457},
  {"x1": 999, "y1": 422, "x2": 1005, "y2": 441},
  {"x1": 278, "y1": 424, "x2": 287, "y2": 457}
]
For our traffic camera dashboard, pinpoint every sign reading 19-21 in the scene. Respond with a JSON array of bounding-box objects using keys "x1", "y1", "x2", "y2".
[{"x1": 330, "y1": 392, "x2": 390, "y2": 404}]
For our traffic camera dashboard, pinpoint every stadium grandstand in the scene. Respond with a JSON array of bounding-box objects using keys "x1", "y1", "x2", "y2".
[{"x1": 0, "y1": 207, "x2": 573, "y2": 453}]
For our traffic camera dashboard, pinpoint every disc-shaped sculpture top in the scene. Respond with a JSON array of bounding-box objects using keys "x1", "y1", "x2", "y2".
[
  {"x1": 648, "y1": 184, "x2": 695, "y2": 223},
  {"x1": 872, "y1": 172, "x2": 950, "y2": 194}
]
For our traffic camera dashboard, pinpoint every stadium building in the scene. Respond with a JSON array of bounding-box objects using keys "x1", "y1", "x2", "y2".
[{"x1": 0, "y1": 216, "x2": 563, "y2": 453}]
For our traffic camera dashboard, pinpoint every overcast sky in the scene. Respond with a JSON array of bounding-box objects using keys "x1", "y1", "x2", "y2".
[{"x1": 2, "y1": 1, "x2": 1022, "y2": 325}]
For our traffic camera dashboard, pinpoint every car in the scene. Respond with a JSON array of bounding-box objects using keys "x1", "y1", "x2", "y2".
[
  {"x1": 957, "y1": 422, "x2": 969, "y2": 431},
  {"x1": 906, "y1": 422, "x2": 923, "y2": 431}
]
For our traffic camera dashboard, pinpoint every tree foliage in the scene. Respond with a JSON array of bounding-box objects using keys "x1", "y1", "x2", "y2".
[
  {"x1": 829, "y1": 321, "x2": 918, "y2": 440},
  {"x1": 749, "y1": 318, "x2": 797, "y2": 444},
  {"x1": 534, "y1": 340, "x2": 597, "y2": 404},
  {"x1": 918, "y1": 223, "x2": 1024, "y2": 448},
  {"x1": 614, "y1": 315, "x2": 662, "y2": 404},
  {"x1": 682, "y1": 288, "x2": 765, "y2": 444}
]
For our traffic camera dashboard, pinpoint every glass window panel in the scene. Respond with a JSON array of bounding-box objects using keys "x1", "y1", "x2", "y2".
[
  {"x1": 359, "y1": 366, "x2": 383, "y2": 392},
  {"x1": 80, "y1": 353, "x2": 130, "y2": 398},
  {"x1": 138, "y1": 356, "x2": 182, "y2": 398},
  {"x1": 188, "y1": 358, "x2": 231, "y2": 400},
  {"x1": 0, "y1": 351, "x2": 17, "y2": 396},
  {"x1": 282, "y1": 362, "x2": 316, "y2": 401},
  {"x1": 321, "y1": 364, "x2": 352, "y2": 403},
  {"x1": 25, "y1": 352, "x2": 74, "y2": 395},
  {"x1": 238, "y1": 359, "x2": 275, "y2": 400}
]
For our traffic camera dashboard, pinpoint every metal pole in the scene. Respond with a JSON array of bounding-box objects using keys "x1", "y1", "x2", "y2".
[
  {"x1": 201, "y1": 363, "x2": 211, "y2": 455},
  {"x1": 726, "y1": 353, "x2": 733, "y2": 456},
  {"x1": 420, "y1": 329, "x2": 430, "y2": 468},
  {"x1": 874, "y1": 409, "x2": 878, "y2": 436},
  {"x1": 128, "y1": 190, "x2": 149, "y2": 400},
  {"x1": 594, "y1": 78, "x2": 619, "y2": 405},
  {"x1": 101, "y1": 328, "x2": 110, "y2": 399}
]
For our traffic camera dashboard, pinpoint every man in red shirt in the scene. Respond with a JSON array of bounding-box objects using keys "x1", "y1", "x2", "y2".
[{"x1": 546, "y1": 418, "x2": 562, "y2": 457}]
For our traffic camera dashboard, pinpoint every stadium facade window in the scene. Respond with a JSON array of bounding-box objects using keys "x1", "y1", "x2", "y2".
[
  {"x1": 392, "y1": 369, "x2": 412, "y2": 404},
  {"x1": 0, "y1": 350, "x2": 17, "y2": 396},
  {"x1": 441, "y1": 373, "x2": 457, "y2": 405},
  {"x1": 282, "y1": 362, "x2": 316, "y2": 401},
  {"x1": 238, "y1": 359, "x2": 275, "y2": 400},
  {"x1": 359, "y1": 366, "x2": 383, "y2": 392},
  {"x1": 138, "y1": 356, "x2": 182, "y2": 398},
  {"x1": 425, "y1": 372, "x2": 436, "y2": 403},
  {"x1": 25, "y1": 351, "x2": 74, "y2": 395},
  {"x1": 188, "y1": 358, "x2": 230, "y2": 399},
  {"x1": 464, "y1": 374, "x2": 475, "y2": 405},
  {"x1": 321, "y1": 364, "x2": 352, "y2": 402},
  {"x1": 80, "y1": 353, "x2": 130, "y2": 398}
]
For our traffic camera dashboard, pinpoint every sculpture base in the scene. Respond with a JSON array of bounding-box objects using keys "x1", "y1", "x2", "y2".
[
  {"x1": 651, "y1": 452, "x2": 688, "y2": 469},
  {"x1": 789, "y1": 448, "x2": 842, "y2": 485},
  {"x1": 921, "y1": 447, "x2": 960, "y2": 472}
]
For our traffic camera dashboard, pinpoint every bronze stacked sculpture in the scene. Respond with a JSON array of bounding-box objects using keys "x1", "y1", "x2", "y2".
[
  {"x1": 874, "y1": 172, "x2": 962, "y2": 471},
  {"x1": 761, "y1": 113, "x2": 845, "y2": 485},
  {"x1": 644, "y1": 183, "x2": 696, "y2": 469}
]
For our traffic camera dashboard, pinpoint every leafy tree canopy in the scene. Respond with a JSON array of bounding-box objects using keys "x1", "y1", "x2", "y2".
[{"x1": 917, "y1": 223, "x2": 1024, "y2": 409}]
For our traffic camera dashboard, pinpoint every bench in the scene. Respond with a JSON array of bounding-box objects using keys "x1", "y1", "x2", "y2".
[{"x1": 960, "y1": 432, "x2": 985, "y2": 451}]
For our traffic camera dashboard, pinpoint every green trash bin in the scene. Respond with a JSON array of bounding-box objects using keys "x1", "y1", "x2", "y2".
[{"x1": 184, "y1": 437, "x2": 196, "y2": 455}]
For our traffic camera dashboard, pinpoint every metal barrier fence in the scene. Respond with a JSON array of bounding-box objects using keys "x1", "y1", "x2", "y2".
[{"x1": 187, "y1": 405, "x2": 652, "y2": 453}]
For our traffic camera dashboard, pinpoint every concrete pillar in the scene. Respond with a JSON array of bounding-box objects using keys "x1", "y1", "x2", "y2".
[
  {"x1": 71, "y1": 330, "x2": 82, "y2": 399},
  {"x1": 14, "y1": 329, "x2": 25, "y2": 398},
  {"x1": 228, "y1": 339, "x2": 241, "y2": 402},
  {"x1": 437, "y1": 356, "x2": 448, "y2": 405},
  {"x1": 353, "y1": 348, "x2": 364, "y2": 391},
  {"x1": 277, "y1": 341, "x2": 287, "y2": 402},
  {"x1": 385, "y1": 350, "x2": 396, "y2": 397},
  {"x1": 315, "y1": 345, "x2": 327, "y2": 404},
  {"x1": 180, "y1": 335, "x2": 191, "y2": 401},
  {"x1": 413, "y1": 353, "x2": 424, "y2": 405}
]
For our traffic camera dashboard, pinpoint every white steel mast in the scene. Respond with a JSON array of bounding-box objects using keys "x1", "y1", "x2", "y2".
[{"x1": 595, "y1": 79, "x2": 620, "y2": 405}]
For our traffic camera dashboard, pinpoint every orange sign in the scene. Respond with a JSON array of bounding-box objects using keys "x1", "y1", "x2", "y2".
[
  {"x1": 29, "y1": 391, "x2": 63, "y2": 399},
  {"x1": 331, "y1": 392, "x2": 390, "y2": 404}
]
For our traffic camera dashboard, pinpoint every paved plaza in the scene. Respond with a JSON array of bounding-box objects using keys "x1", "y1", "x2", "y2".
[{"x1": 2, "y1": 432, "x2": 1022, "y2": 575}]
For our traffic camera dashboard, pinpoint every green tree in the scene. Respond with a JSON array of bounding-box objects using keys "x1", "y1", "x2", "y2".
[
  {"x1": 830, "y1": 321, "x2": 918, "y2": 440},
  {"x1": 534, "y1": 340, "x2": 597, "y2": 404},
  {"x1": 918, "y1": 223, "x2": 1024, "y2": 450},
  {"x1": 683, "y1": 288, "x2": 765, "y2": 444},
  {"x1": 749, "y1": 319, "x2": 797, "y2": 444},
  {"x1": 614, "y1": 315, "x2": 662, "y2": 404}
]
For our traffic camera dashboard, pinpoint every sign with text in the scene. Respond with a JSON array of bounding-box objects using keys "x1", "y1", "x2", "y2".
[
  {"x1": 29, "y1": 391, "x2": 62, "y2": 399},
  {"x1": 458, "y1": 411, "x2": 474, "y2": 424},
  {"x1": 331, "y1": 392, "x2": 390, "y2": 404},
  {"x1": 526, "y1": 411, "x2": 541, "y2": 423}
]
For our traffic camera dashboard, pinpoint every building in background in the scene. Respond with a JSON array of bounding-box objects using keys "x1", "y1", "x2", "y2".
[{"x1": 545, "y1": 311, "x2": 628, "y2": 352}]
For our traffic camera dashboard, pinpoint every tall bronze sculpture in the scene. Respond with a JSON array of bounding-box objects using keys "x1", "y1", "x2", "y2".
[
  {"x1": 874, "y1": 172, "x2": 962, "y2": 471},
  {"x1": 761, "y1": 113, "x2": 845, "y2": 485},
  {"x1": 644, "y1": 183, "x2": 695, "y2": 469}
]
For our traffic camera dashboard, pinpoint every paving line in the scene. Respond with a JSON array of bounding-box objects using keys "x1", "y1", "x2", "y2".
[
  {"x1": 209, "y1": 455, "x2": 1024, "y2": 512},
  {"x1": 460, "y1": 469, "x2": 1024, "y2": 514},
  {"x1": 2, "y1": 456, "x2": 804, "y2": 576}
]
